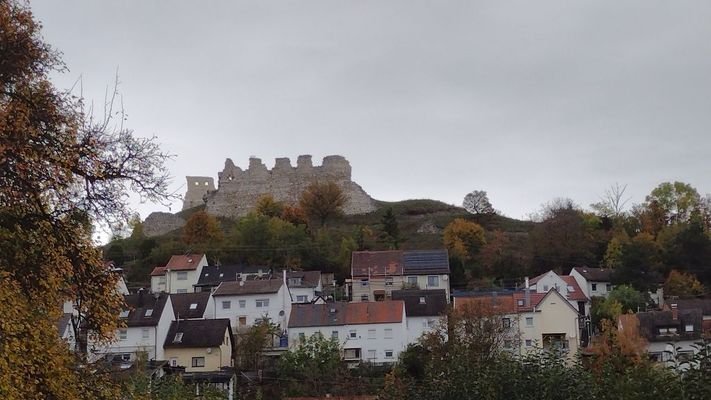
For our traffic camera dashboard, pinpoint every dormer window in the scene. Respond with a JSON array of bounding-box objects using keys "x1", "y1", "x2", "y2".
[
  {"x1": 289, "y1": 277, "x2": 302, "y2": 286},
  {"x1": 189, "y1": 303, "x2": 198, "y2": 310},
  {"x1": 685, "y1": 324, "x2": 694, "y2": 332},
  {"x1": 419, "y1": 297, "x2": 426, "y2": 305},
  {"x1": 385, "y1": 277, "x2": 394, "y2": 286},
  {"x1": 567, "y1": 286, "x2": 574, "y2": 292},
  {"x1": 517, "y1": 299, "x2": 524, "y2": 306},
  {"x1": 144, "y1": 309, "x2": 153, "y2": 317},
  {"x1": 173, "y1": 332, "x2": 183, "y2": 343},
  {"x1": 119, "y1": 310, "x2": 130, "y2": 318}
]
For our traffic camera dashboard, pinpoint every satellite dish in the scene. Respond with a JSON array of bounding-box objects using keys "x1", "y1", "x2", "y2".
[
  {"x1": 279, "y1": 310, "x2": 285, "y2": 316},
  {"x1": 442, "y1": 275, "x2": 449, "y2": 281}
]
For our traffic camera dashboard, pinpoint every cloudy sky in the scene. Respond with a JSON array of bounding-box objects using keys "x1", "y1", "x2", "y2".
[{"x1": 32, "y1": 1, "x2": 711, "y2": 220}]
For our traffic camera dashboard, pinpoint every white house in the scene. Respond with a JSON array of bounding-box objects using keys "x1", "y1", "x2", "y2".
[
  {"x1": 453, "y1": 289, "x2": 582, "y2": 361},
  {"x1": 150, "y1": 254, "x2": 208, "y2": 294},
  {"x1": 208, "y1": 272, "x2": 291, "y2": 333},
  {"x1": 529, "y1": 271, "x2": 590, "y2": 316},
  {"x1": 90, "y1": 290, "x2": 174, "y2": 363},
  {"x1": 286, "y1": 270, "x2": 323, "y2": 304},
  {"x1": 288, "y1": 301, "x2": 408, "y2": 365},
  {"x1": 569, "y1": 267, "x2": 613, "y2": 298},
  {"x1": 391, "y1": 289, "x2": 448, "y2": 343}
]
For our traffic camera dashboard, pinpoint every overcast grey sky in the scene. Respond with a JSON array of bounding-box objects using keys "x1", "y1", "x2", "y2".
[{"x1": 32, "y1": 1, "x2": 711, "y2": 220}]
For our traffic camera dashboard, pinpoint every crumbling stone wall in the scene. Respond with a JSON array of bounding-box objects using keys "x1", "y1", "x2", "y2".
[
  {"x1": 143, "y1": 212, "x2": 185, "y2": 237},
  {"x1": 182, "y1": 176, "x2": 216, "y2": 210},
  {"x1": 203, "y1": 155, "x2": 376, "y2": 218}
]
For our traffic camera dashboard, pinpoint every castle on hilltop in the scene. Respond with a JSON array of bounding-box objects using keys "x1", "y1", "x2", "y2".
[{"x1": 183, "y1": 154, "x2": 376, "y2": 218}]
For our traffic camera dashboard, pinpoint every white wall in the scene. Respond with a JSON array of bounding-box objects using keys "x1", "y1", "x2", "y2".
[
  {"x1": 212, "y1": 285, "x2": 291, "y2": 331},
  {"x1": 402, "y1": 274, "x2": 451, "y2": 299},
  {"x1": 405, "y1": 315, "x2": 440, "y2": 343}
]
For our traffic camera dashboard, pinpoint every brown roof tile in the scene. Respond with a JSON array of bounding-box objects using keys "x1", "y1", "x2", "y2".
[
  {"x1": 150, "y1": 266, "x2": 166, "y2": 276},
  {"x1": 288, "y1": 301, "x2": 404, "y2": 328},
  {"x1": 572, "y1": 267, "x2": 612, "y2": 282},
  {"x1": 346, "y1": 301, "x2": 404, "y2": 325},
  {"x1": 165, "y1": 254, "x2": 205, "y2": 271},
  {"x1": 212, "y1": 279, "x2": 283, "y2": 296},
  {"x1": 561, "y1": 276, "x2": 589, "y2": 301},
  {"x1": 170, "y1": 292, "x2": 211, "y2": 319}
]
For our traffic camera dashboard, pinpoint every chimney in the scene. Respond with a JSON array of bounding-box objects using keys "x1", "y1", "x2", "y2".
[
  {"x1": 524, "y1": 277, "x2": 530, "y2": 308},
  {"x1": 283, "y1": 269, "x2": 287, "y2": 286},
  {"x1": 137, "y1": 288, "x2": 145, "y2": 307},
  {"x1": 671, "y1": 303, "x2": 678, "y2": 320}
]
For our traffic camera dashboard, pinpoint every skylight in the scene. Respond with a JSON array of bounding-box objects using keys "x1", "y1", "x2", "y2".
[
  {"x1": 189, "y1": 303, "x2": 198, "y2": 310},
  {"x1": 173, "y1": 332, "x2": 183, "y2": 343},
  {"x1": 144, "y1": 309, "x2": 153, "y2": 317},
  {"x1": 119, "y1": 310, "x2": 130, "y2": 318}
]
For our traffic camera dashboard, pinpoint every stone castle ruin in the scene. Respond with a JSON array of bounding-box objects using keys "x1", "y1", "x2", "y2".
[
  {"x1": 197, "y1": 154, "x2": 375, "y2": 218},
  {"x1": 143, "y1": 155, "x2": 376, "y2": 237}
]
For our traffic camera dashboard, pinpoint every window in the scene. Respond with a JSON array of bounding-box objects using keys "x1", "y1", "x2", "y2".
[
  {"x1": 686, "y1": 324, "x2": 694, "y2": 332},
  {"x1": 659, "y1": 327, "x2": 668, "y2": 334},
  {"x1": 192, "y1": 357, "x2": 205, "y2": 367},
  {"x1": 385, "y1": 277, "x2": 393, "y2": 286},
  {"x1": 118, "y1": 329, "x2": 127, "y2": 340},
  {"x1": 368, "y1": 329, "x2": 376, "y2": 339},
  {"x1": 119, "y1": 310, "x2": 130, "y2": 318},
  {"x1": 298, "y1": 332, "x2": 305, "y2": 342},
  {"x1": 367, "y1": 350, "x2": 377, "y2": 360},
  {"x1": 142, "y1": 328, "x2": 149, "y2": 339},
  {"x1": 502, "y1": 318, "x2": 511, "y2": 328},
  {"x1": 384, "y1": 328, "x2": 393, "y2": 339},
  {"x1": 591, "y1": 283, "x2": 597, "y2": 291},
  {"x1": 525, "y1": 340, "x2": 532, "y2": 347},
  {"x1": 669, "y1": 327, "x2": 678, "y2": 334},
  {"x1": 331, "y1": 331, "x2": 339, "y2": 340},
  {"x1": 361, "y1": 279, "x2": 369, "y2": 287},
  {"x1": 239, "y1": 300, "x2": 246, "y2": 308},
  {"x1": 525, "y1": 317, "x2": 533, "y2": 327},
  {"x1": 427, "y1": 276, "x2": 439, "y2": 287},
  {"x1": 407, "y1": 276, "x2": 418, "y2": 286},
  {"x1": 606, "y1": 284, "x2": 612, "y2": 291},
  {"x1": 504, "y1": 340, "x2": 513, "y2": 349},
  {"x1": 288, "y1": 277, "x2": 302, "y2": 286},
  {"x1": 173, "y1": 332, "x2": 183, "y2": 343},
  {"x1": 222, "y1": 301, "x2": 231, "y2": 310},
  {"x1": 567, "y1": 285, "x2": 574, "y2": 292},
  {"x1": 543, "y1": 285, "x2": 549, "y2": 292},
  {"x1": 385, "y1": 350, "x2": 394, "y2": 358},
  {"x1": 427, "y1": 319, "x2": 436, "y2": 328},
  {"x1": 349, "y1": 329, "x2": 357, "y2": 339},
  {"x1": 256, "y1": 299, "x2": 269, "y2": 307},
  {"x1": 158, "y1": 276, "x2": 166, "y2": 284},
  {"x1": 189, "y1": 303, "x2": 198, "y2": 310},
  {"x1": 176, "y1": 289, "x2": 188, "y2": 294},
  {"x1": 419, "y1": 297, "x2": 426, "y2": 305},
  {"x1": 238, "y1": 316, "x2": 247, "y2": 327},
  {"x1": 177, "y1": 271, "x2": 188, "y2": 281},
  {"x1": 360, "y1": 294, "x2": 369, "y2": 301},
  {"x1": 344, "y1": 348, "x2": 361, "y2": 360},
  {"x1": 170, "y1": 358, "x2": 178, "y2": 367},
  {"x1": 144, "y1": 309, "x2": 153, "y2": 317},
  {"x1": 296, "y1": 295, "x2": 308, "y2": 303},
  {"x1": 517, "y1": 299, "x2": 524, "y2": 306}
]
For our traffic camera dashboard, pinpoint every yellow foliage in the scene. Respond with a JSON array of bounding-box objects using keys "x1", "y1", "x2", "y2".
[{"x1": 443, "y1": 218, "x2": 486, "y2": 261}]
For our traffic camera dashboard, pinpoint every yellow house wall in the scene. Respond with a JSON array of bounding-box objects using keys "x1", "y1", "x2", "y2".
[
  {"x1": 519, "y1": 294, "x2": 580, "y2": 360},
  {"x1": 164, "y1": 340, "x2": 232, "y2": 372}
]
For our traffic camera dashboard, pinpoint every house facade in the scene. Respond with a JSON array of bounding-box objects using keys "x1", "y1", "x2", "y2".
[
  {"x1": 633, "y1": 305, "x2": 703, "y2": 366},
  {"x1": 91, "y1": 291, "x2": 174, "y2": 363},
  {"x1": 349, "y1": 250, "x2": 451, "y2": 302},
  {"x1": 391, "y1": 289, "x2": 448, "y2": 343},
  {"x1": 569, "y1": 267, "x2": 613, "y2": 299},
  {"x1": 288, "y1": 301, "x2": 408, "y2": 365},
  {"x1": 208, "y1": 273, "x2": 292, "y2": 332},
  {"x1": 529, "y1": 270, "x2": 590, "y2": 316},
  {"x1": 150, "y1": 254, "x2": 208, "y2": 294},
  {"x1": 163, "y1": 319, "x2": 234, "y2": 372}
]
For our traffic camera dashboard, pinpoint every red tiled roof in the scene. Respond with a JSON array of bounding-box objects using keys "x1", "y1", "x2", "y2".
[
  {"x1": 561, "y1": 276, "x2": 589, "y2": 301},
  {"x1": 150, "y1": 266, "x2": 166, "y2": 276},
  {"x1": 512, "y1": 291, "x2": 548, "y2": 312},
  {"x1": 165, "y1": 254, "x2": 205, "y2": 271},
  {"x1": 351, "y1": 251, "x2": 403, "y2": 277},
  {"x1": 454, "y1": 294, "x2": 517, "y2": 314},
  {"x1": 346, "y1": 301, "x2": 404, "y2": 325}
]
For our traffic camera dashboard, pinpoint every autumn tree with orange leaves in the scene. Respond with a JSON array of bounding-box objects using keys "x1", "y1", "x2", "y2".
[{"x1": 0, "y1": 1, "x2": 172, "y2": 398}]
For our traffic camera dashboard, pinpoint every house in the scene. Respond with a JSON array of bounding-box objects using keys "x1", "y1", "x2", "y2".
[
  {"x1": 348, "y1": 250, "x2": 451, "y2": 302},
  {"x1": 57, "y1": 313, "x2": 75, "y2": 349},
  {"x1": 391, "y1": 289, "x2": 448, "y2": 343},
  {"x1": 170, "y1": 292, "x2": 211, "y2": 320},
  {"x1": 194, "y1": 264, "x2": 274, "y2": 293},
  {"x1": 632, "y1": 304, "x2": 703, "y2": 366},
  {"x1": 453, "y1": 289, "x2": 581, "y2": 360},
  {"x1": 91, "y1": 291, "x2": 174, "y2": 363},
  {"x1": 569, "y1": 267, "x2": 613, "y2": 298},
  {"x1": 150, "y1": 254, "x2": 208, "y2": 294},
  {"x1": 672, "y1": 299, "x2": 711, "y2": 335},
  {"x1": 208, "y1": 272, "x2": 291, "y2": 333},
  {"x1": 288, "y1": 301, "x2": 408, "y2": 365},
  {"x1": 528, "y1": 271, "x2": 590, "y2": 316},
  {"x1": 163, "y1": 319, "x2": 234, "y2": 372},
  {"x1": 286, "y1": 270, "x2": 323, "y2": 303}
]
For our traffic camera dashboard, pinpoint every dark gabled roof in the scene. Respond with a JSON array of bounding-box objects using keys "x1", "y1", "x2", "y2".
[
  {"x1": 351, "y1": 251, "x2": 403, "y2": 277},
  {"x1": 196, "y1": 264, "x2": 273, "y2": 287},
  {"x1": 286, "y1": 271, "x2": 321, "y2": 288},
  {"x1": 212, "y1": 279, "x2": 283, "y2": 297},
  {"x1": 391, "y1": 289, "x2": 448, "y2": 317},
  {"x1": 402, "y1": 250, "x2": 450, "y2": 275},
  {"x1": 289, "y1": 303, "x2": 348, "y2": 328},
  {"x1": 571, "y1": 267, "x2": 612, "y2": 282},
  {"x1": 673, "y1": 299, "x2": 711, "y2": 315},
  {"x1": 170, "y1": 292, "x2": 210, "y2": 320},
  {"x1": 164, "y1": 319, "x2": 232, "y2": 348},
  {"x1": 288, "y1": 301, "x2": 405, "y2": 328},
  {"x1": 636, "y1": 309, "x2": 703, "y2": 342},
  {"x1": 121, "y1": 292, "x2": 170, "y2": 327}
]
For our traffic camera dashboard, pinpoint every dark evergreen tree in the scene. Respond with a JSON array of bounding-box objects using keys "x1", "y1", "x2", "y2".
[{"x1": 379, "y1": 207, "x2": 401, "y2": 249}]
